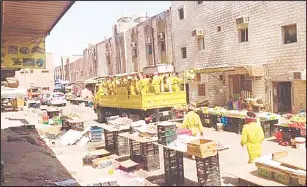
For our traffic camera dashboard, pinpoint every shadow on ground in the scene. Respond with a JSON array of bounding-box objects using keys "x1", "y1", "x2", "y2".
[
  {"x1": 146, "y1": 174, "x2": 198, "y2": 186},
  {"x1": 1, "y1": 126, "x2": 79, "y2": 186},
  {"x1": 222, "y1": 176, "x2": 239, "y2": 186}
]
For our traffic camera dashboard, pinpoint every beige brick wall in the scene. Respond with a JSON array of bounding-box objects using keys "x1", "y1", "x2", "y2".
[{"x1": 171, "y1": 1, "x2": 306, "y2": 105}]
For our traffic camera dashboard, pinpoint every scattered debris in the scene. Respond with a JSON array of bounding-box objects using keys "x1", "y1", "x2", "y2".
[{"x1": 53, "y1": 179, "x2": 78, "y2": 186}]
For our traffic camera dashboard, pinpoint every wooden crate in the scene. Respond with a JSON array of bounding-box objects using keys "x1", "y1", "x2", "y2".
[
  {"x1": 273, "y1": 171, "x2": 291, "y2": 185},
  {"x1": 257, "y1": 166, "x2": 274, "y2": 179},
  {"x1": 187, "y1": 139, "x2": 217, "y2": 158}
]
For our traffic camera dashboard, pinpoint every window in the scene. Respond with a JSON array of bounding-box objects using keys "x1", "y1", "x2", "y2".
[
  {"x1": 197, "y1": 37, "x2": 205, "y2": 50},
  {"x1": 197, "y1": 1, "x2": 203, "y2": 5},
  {"x1": 133, "y1": 49, "x2": 138, "y2": 58},
  {"x1": 198, "y1": 84, "x2": 206, "y2": 96},
  {"x1": 147, "y1": 45, "x2": 153, "y2": 54},
  {"x1": 181, "y1": 47, "x2": 187, "y2": 59},
  {"x1": 178, "y1": 7, "x2": 184, "y2": 20},
  {"x1": 161, "y1": 42, "x2": 165, "y2": 52},
  {"x1": 217, "y1": 26, "x2": 221, "y2": 32},
  {"x1": 282, "y1": 24, "x2": 297, "y2": 44},
  {"x1": 238, "y1": 28, "x2": 248, "y2": 43}
]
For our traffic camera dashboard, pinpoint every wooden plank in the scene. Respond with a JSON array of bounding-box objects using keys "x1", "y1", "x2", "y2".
[
  {"x1": 272, "y1": 151, "x2": 288, "y2": 160},
  {"x1": 273, "y1": 151, "x2": 306, "y2": 171},
  {"x1": 119, "y1": 133, "x2": 158, "y2": 143}
]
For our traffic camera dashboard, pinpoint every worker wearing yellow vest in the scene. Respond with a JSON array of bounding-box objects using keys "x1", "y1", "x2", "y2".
[
  {"x1": 128, "y1": 76, "x2": 136, "y2": 95},
  {"x1": 134, "y1": 74, "x2": 141, "y2": 95},
  {"x1": 240, "y1": 111, "x2": 264, "y2": 164},
  {"x1": 152, "y1": 72, "x2": 162, "y2": 94},
  {"x1": 139, "y1": 74, "x2": 150, "y2": 95},
  {"x1": 181, "y1": 104, "x2": 204, "y2": 136},
  {"x1": 171, "y1": 72, "x2": 181, "y2": 92}
]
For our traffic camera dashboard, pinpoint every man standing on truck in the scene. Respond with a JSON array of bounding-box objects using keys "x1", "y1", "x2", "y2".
[
  {"x1": 152, "y1": 72, "x2": 162, "y2": 94},
  {"x1": 171, "y1": 72, "x2": 181, "y2": 92},
  {"x1": 140, "y1": 74, "x2": 150, "y2": 95}
]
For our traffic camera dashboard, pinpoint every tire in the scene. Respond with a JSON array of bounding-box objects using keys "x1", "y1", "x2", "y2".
[
  {"x1": 97, "y1": 107, "x2": 106, "y2": 123},
  {"x1": 62, "y1": 103, "x2": 66, "y2": 107}
]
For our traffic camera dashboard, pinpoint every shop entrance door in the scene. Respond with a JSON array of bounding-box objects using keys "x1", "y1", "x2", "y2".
[{"x1": 272, "y1": 82, "x2": 292, "y2": 113}]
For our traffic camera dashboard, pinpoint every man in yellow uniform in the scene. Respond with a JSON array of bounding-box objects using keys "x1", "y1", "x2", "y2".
[
  {"x1": 128, "y1": 76, "x2": 136, "y2": 95},
  {"x1": 106, "y1": 77, "x2": 113, "y2": 95},
  {"x1": 135, "y1": 74, "x2": 141, "y2": 95},
  {"x1": 240, "y1": 111, "x2": 264, "y2": 164},
  {"x1": 152, "y1": 72, "x2": 162, "y2": 94},
  {"x1": 181, "y1": 104, "x2": 204, "y2": 136},
  {"x1": 140, "y1": 75, "x2": 150, "y2": 95},
  {"x1": 171, "y1": 72, "x2": 181, "y2": 92}
]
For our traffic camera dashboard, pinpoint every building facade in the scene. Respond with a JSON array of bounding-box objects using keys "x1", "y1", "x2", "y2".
[
  {"x1": 16, "y1": 53, "x2": 55, "y2": 90},
  {"x1": 171, "y1": 1, "x2": 306, "y2": 113}
]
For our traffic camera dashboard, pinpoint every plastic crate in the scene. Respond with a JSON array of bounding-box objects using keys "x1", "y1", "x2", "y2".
[
  {"x1": 273, "y1": 171, "x2": 291, "y2": 185},
  {"x1": 163, "y1": 147, "x2": 184, "y2": 185},
  {"x1": 257, "y1": 166, "x2": 273, "y2": 178},
  {"x1": 195, "y1": 154, "x2": 221, "y2": 186}
]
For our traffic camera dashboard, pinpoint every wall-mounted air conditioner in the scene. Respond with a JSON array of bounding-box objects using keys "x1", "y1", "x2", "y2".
[
  {"x1": 158, "y1": 33, "x2": 165, "y2": 40},
  {"x1": 236, "y1": 16, "x2": 249, "y2": 25}
]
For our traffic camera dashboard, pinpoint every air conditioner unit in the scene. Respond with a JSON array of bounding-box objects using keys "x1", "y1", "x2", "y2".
[
  {"x1": 289, "y1": 71, "x2": 306, "y2": 80},
  {"x1": 131, "y1": 42, "x2": 137, "y2": 48},
  {"x1": 236, "y1": 16, "x2": 249, "y2": 25},
  {"x1": 158, "y1": 33, "x2": 165, "y2": 40},
  {"x1": 146, "y1": 37, "x2": 151, "y2": 44},
  {"x1": 196, "y1": 29, "x2": 204, "y2": 36}
]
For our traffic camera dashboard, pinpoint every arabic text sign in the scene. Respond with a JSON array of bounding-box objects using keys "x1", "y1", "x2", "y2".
[{"x1": 1, "y1": 36, "x2": 46, "y2": 69}]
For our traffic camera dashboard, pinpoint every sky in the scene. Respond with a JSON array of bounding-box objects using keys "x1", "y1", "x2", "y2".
[{"x1": 45, "y1": 1, "x2": 171, "y2": 67}]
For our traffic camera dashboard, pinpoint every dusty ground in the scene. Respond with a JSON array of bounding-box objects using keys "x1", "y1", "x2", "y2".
[{"x1": 1, "y1": 104, "x2": 305, "y2": 186}]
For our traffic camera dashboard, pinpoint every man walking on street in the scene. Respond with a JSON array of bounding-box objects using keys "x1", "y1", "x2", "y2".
[{"x1": 240, "y1": 111, "x2": 265, "y2": 164}]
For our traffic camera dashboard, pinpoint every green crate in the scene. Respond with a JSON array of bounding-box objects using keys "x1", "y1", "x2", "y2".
[
  {"x1": 273, "y1": 172, "x2": 291, "y2": 185},
  {"x1": 257, "y1": 166, "x2": 273, "y2": 178}
]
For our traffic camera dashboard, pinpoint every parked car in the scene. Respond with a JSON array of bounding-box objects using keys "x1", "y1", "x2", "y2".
[{"x1": 48, "y1": 92, "x2": 67, "y2": 107}]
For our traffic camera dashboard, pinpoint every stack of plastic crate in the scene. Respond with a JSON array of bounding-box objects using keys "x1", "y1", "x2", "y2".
[
  {"x1": 90, "y1": 126, "x2": 103, "y2": 142},
  {"x1": 195, "y1": 153, "x2": 221, "y2": 186},
  {"x1": 142, "y1": 142, "x2": 160, "y2": 171},
  {"x1": 163, "y1": 147, "x2": 184, "y2": 185},
  {"x1": 116, "y1": 135, "x2": 129, "y2": 156},
  {"x1": 157, "y1": 122, "x2": 177, "y2": 145}
]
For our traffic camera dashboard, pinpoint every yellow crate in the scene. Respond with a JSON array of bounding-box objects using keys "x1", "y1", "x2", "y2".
[{"x1": 187, "y1": 139, "x2": 217, "y2": 158}]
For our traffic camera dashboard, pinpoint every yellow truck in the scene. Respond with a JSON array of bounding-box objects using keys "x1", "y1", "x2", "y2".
[{"x1": 94, "y1": 65, "x2": 187, "y2": 123}]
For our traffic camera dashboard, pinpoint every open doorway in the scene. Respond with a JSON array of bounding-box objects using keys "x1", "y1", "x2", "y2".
[{"x1": 273, "y1": 82, "x2": 292, "y2": 113}]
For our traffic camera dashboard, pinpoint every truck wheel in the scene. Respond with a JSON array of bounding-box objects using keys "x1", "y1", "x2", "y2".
[{"x1": 97, "y1": 107, "x2": 106, "y2": 123}]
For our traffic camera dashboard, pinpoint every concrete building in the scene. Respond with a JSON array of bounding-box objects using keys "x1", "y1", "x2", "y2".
[
  {"x1": 15, "y1": 53, "x2": 55, "y2": 90},
  {"x1": 171, "y1": 1, "x2": 306, "y2": 113},
  {"x1": 62, "y1": 55, "x2": 83, "y2": 82},
  {"x1": 112, "y1": 11, "x2": 173, "y2": 73},
  {"x1": 96, "y1": 38, "x2": 116, "y2": 76},
  {"x1": 54, "y1": 65, "x2": 63, "y2": 81}
]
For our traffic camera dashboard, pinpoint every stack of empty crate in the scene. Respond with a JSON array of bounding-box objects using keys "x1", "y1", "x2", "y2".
[
  {"x1": 141, "y1": 142, "x2": 160, "y2": 171},
  {"x1": 157, "y1": 122, "x2": 177, "y2": 145},
  {"x1": 163, "y1": 147, "x2": 184, "y2": 185},
  {"x1": 90, "y1": 126, "x2": 103, "y2": 142},
  {"x1": 195, "y1": 153, "x2": 221, "y2": 186},
  {"x1": 116, "y1": 135, "x2": 129, "y2": 156}
]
